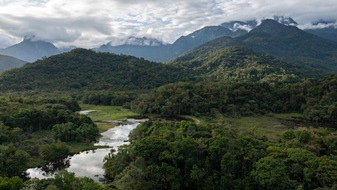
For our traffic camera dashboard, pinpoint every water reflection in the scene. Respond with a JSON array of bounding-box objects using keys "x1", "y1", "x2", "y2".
[{"x1": 27, "y1": 119, "x2": 141, "y2": 182}]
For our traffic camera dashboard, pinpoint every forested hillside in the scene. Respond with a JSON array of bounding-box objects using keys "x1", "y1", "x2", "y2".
[
  {"x1": 170, "y1": 46, "x2": 316, "y2": 83},
  {"x1": 131, "y1": 75, "x2": 337, "y2": 122},
  {"x1": 203, "y1": 20, "x2": 337, "y2": 73},
  {"x1": 0, "y1": 49, "x2": 193, "y2": 92}
]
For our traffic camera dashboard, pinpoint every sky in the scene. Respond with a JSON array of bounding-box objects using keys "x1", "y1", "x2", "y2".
[{"x1": 0, "y1": 0, "x2": 336, "y2": 48}]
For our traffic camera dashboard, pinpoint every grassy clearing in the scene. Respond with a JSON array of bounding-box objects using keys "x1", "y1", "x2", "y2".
[
  {"x1": 80, "y1": 105, "x2": 139, "y2": 121},
  {"x1": 80, "y1": 104, "x2": 140, "y2": 132},
  {"x1": 203, "y1": 113, "x2": 302, "y2": 141}
]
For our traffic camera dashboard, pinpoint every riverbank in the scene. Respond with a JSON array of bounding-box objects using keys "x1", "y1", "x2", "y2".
[
  {"x1": 27, "y1": 119, "x2": 143, "y2": 181},
  {"x1": 80, "y1": 105, "x2": 140, "y2": 132}
]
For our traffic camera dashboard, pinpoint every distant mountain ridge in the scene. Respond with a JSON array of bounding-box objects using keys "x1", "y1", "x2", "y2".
[
  {"x1": 201, "y1": 19, "x2": 337, "y2": 73},
  {"x1": 0, "y1": 54, "x2": 27, "y2": 73},
  {"x1": 0, "y1": 49, "x2": 192, "y2": 92},
  {"x1": 0, "y1": 38, "x2": 60, "y2": 62},
  {"x1": 2, "y1": 16, "x2": 337, "y2": 64},
  {"x1": 96, "y1": 16, "x2": 337, "y2": 62}
]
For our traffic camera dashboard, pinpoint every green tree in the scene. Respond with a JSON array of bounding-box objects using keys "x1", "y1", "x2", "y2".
[
  {"x1": 0, "y1": 146, "x2": 30, "y2": 177},
  {"x1": 40, "y1": 142, "x2": 70, "y2": 163}
]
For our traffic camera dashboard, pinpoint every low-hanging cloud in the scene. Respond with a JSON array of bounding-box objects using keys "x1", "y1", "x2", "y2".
[{"x1": 0, "y1": 0, "x2": 336, "y2": 48}]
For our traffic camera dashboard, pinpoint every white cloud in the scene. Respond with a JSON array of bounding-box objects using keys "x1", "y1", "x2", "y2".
[{"x1": 0, "y1": 0, "x2": 336, "y2": 48}]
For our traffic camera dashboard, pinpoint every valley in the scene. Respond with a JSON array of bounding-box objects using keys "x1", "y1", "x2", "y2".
[{"x1": 1, "y1": 13, "x2": 337, "y2": 190}]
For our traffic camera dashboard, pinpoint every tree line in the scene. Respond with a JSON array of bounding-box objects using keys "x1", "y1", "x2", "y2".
[
  {"x1": 104, "y1": 120, "x2": 337, "y2": 189},
  {"x1": 130, "y1": 75, "x2": 337, "y2": 123}
]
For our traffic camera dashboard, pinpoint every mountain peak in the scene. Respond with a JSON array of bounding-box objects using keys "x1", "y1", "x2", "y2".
[
  {"x1": 109, "y1": 36, "x2": 165, "y2": 47},
  {"x1": 0, "y1": 38, "x2": 60, "y2": 62},
  {"x1": 23, "y1": 34, "x2": 37, "y2": 41},
  {"x1": 249, "y1": 19, "x2": 287, "y2": 34},
  {"x1": 272, "y1": 15, "x2": 298, "y2": 26}
]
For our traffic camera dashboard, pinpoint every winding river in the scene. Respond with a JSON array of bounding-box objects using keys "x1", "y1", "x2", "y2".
[{"x1": 27, "y1": 119, "x2": 141, "y2": 182}]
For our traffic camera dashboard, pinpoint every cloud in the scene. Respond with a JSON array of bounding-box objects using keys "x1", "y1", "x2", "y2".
[{"x1": 0, "y1": 0, "x2": 337, "y2": 48}]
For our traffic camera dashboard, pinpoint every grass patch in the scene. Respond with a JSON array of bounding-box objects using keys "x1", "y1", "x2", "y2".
[
  {"x1": 95, "y1": 122, "x2": 116, "y2": 133},
  {"x1": 203, "y1": 113, "x2": 303, "y2": 141},
  {"x1": 80, "y1": 105, "x2": 139, "y2": 121},
  {"x1": 67, "y1": 142, "x2": 105, "y2": 154}
]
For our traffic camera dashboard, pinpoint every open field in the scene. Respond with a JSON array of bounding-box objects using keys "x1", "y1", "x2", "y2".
[
  {"x1": 203, "y1": 113, "x2": 304, "y2": 141},
  {"x1": 80, "y1": 105, "x2": 140, "y2": 132}
]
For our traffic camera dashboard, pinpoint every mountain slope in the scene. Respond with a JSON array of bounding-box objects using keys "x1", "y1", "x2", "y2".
[
  {"x1": 170, "y1": 46, "x2": 315, "y2": 83},
  {"x1": 0, "y1": 49, "x2": 192, "y2": 92},
  {"x1": 0, "y1": 38, "x2": 60, "y2": 62},
  {"x1": 203, "y1": 19, "x2": 337, "y2": 73},
  {"x1": 96, "y1": 26, "x2": 244, "y2": 62},
  {"x1": 0, "y1": 55, "x2": 27, "y2": 72}
]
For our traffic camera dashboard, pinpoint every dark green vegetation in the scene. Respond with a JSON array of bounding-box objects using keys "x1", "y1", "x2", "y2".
[
  {"x1": 25, "y1": 170, "x2": 107, "y2": 190},
  {"x1": 0, "y1": 97, "x2": 100, "y2": 177},
  {"x1": 0, "y1": 48, "x2": 192, "y2": 92},
  {"x1": 170, "y1": 46, "x2": 315, "y2": 82},
  {"x1": 131, "y1": 75, "x2": 337, "y2": 122},
  {"x1": 104, "y1": 120, "x2": 337, "y2": 190},
  {"x1": 203, "y1": 19, "x2": 337, "y2": 73},
  {"x1": 0, "y1": 44, "x2": 324, "y2": 94}
]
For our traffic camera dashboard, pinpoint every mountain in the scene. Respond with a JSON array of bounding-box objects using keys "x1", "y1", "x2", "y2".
[
  {"x1": 95, "y1": 16, "x2": 304, "y2": 63},
  {"x1": 0, "y1": 37, "x2": 61, "y2": 62},
  {"x1": 203, "y1": 19, "x2": 337, "y2": 73},
  {"x1": 95, "y1": 26, "x2": 240, "y2": 62},
  {"x1": 304, "y1": 20, "x2": 337, "y2": 42},
  {"x1": 0, "y1": 54, "x2": 27, "y2": 73},
  {"x1": 0, "y1": 49, "x2": 192, "y2": 92},
  {"x1": 96, "y1": 42, "x2": 171, "y2": 63},
  {"x1": 169, "y1": 46, "x2": 315, "y2": 83}
]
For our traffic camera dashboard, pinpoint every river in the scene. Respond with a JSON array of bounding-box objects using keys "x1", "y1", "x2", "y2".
[{"x1": 26, "y1": 119, "x2": 141, "y2": 182}]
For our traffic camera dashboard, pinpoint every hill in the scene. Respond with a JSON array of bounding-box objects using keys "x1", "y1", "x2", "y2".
[
  {"x1": 0, "y1": 38, "x2": 60, "y2": 62},
  {"x1": 0, "y1": 49, "x2": 192, "y2": 92},
  {"x1": 170, "y1": 46, "x2": 316, "y2": 83},
  {"x1": 203, "y1": 19, "x2": 337, "y2": 73},
  {"x1": 0, "y1": 54, "x2": 27, "y2": 72}
]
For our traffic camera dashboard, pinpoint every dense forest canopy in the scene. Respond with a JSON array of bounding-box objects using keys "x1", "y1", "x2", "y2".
[
  {"x1": 104, "y1": 120, "x2": 337, "y2": 190},
  {"x1": 169, "y1": 46, "x2": 317, "y2": 83},
  {"x1": 130, "y1": 75, "x2": 337, "y2": 122},
  {"x1": 0, "y1": 49, "x2": 193, "y2": 92}
]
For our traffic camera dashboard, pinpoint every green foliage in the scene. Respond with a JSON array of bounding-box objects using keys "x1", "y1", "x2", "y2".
[
  {"x1": 40, "y1": 142, "x2": 70, "y2": 163},
  {"x1": 0, "y1": 146, "x2": 30, "y2": 177},
  {"x1": 104, "y1": 119, "x2": 337, "y2": 189},
  {"x1": 0, "y1": 176, "x2": 24, "y2": 190},
  {"x1": 131, "y1": 81, "x2": 283, "y2": 117},
  {"x1": 131, "y1": 75, "x2": 337, "y2": 123},
  {"x1": 52, "y1": 122, "x2": 99, "y2": 142},
  {"x1": 25, "y1": 170, "x2": 106, "y2": 190},
  {"x1": 170, "y1": 46, "x2": 314, "y2": 83},
  {"x1": 0, "y1": 48, "x2": 193, "y2": 92},
  {"x1": 80, "y1": 91, "x2": 137, "y2": 106}
]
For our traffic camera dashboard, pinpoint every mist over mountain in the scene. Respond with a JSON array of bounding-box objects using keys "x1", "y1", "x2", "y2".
[
  {"x1": 2, "y1": 15, "x2": 337, "y2": 65},
  {"x1": 95, "y1": 16, "x2": 337, "y2": 63},
  {"x1": 0, "y1": 37, "x2": 60, "y2": 62},
  {"x1": 304, "y1": 20, "x2": 337, "y2": 43},
  {"x1": 202, "y1": 19, "x2": 337, "y2": 73}
]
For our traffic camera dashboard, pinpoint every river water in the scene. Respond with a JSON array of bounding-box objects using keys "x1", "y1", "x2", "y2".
[{"x1": 26, "y1": 119, "x2": 141, "y2": 182}]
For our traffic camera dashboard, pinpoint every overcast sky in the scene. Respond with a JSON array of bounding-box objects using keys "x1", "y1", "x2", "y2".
[{"x1": 0, "y1": 0, "x2": 336, "y2": 48}]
